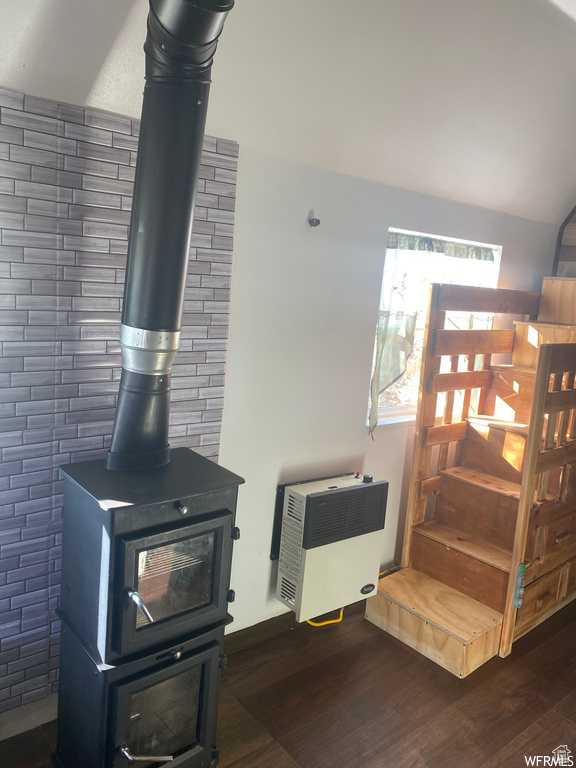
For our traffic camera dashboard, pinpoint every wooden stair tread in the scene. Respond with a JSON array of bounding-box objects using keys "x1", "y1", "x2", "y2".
[
  {"x1": 377, "y1": 567, "x2": 502, "y2": 643},
  {"x1": 490, "y1": 363, "x2": 537, "y2": 376},
  {"x1": 414, "y1": 521, "x2": 513, "y2": 573},
  {"x1": 467, "y1": 415, "x2": 530, "y2": 437},
  {"x1": 441, "y1": 466, "x2": 522, "y2": 500},
  {"x1": 515, "y1": 319, "x2": 576, "y2": 331}
]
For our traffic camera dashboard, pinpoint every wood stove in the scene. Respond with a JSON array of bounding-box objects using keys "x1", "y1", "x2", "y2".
[
  {"x1": 53, "y1": 2, "x2": 240, "y2": 765},
  {"x1": 54, "y1": 448, "x2": 243, "y2": 768}
]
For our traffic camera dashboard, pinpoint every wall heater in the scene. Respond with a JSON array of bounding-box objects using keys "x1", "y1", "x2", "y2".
[{"x1": 276, "y1": 474, "x2": 388, "y2": 622}]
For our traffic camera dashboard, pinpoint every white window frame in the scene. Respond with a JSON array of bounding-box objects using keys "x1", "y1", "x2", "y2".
[{"x1": 371, "y1": 228, "x2": 502, "y2": 428}]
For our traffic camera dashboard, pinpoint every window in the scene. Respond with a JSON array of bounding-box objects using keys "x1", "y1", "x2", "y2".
[{"x1": 368, "y1": 228, "x2": 501, "y2": 431}]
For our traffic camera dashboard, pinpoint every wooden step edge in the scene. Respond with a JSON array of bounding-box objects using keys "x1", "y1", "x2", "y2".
[
  {"x1": 376, "y1": 567, "x2": 503, "y2": 644},
  {"x1": 490, "y1": 363, "x2": 537, "y2": 377},
  {"x1": 413, "y1": 521, "x2": 513, "y2": 573},
  {"x1": 515, "y1": 319, "x2": 576, "y2": 331},
  {"x1": 440, "y1": 466, "x2": 552, "y2": 508},
  {"x1": 466, "y1": 415, "x2": 530, "y2": 437},
  {"x1": 441, "y1": 465, "x2": 522, "y2": 500}
]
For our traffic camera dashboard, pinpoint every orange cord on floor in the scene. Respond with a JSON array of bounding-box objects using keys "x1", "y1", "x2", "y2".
[{"x1": 306, "y1": 609, "x2": 344, "y2": 627}]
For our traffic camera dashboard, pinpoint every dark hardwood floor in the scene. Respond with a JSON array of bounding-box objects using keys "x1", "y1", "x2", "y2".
[{"x1": 2, "y1": 599, "x2": 576, "y2": 768}]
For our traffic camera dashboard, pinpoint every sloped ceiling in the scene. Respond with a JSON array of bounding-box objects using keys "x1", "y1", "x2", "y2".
[
  {"x1": 1, "y1": 0, "x2": 576, "y2": 225},
  {"x1": 547, "y1": 0, "x2": 576, "y2": 21}
]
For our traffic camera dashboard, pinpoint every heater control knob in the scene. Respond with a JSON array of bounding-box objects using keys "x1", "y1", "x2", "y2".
[
  {"x1": 227, "y1": 589, "x2": 236, "y2": 603},
  {"x1": 175, "y1": 501, "x2": 189, "y2": 515},
  {"x1": 231, "y1": 527, "x2": 241, "y2": 540}
]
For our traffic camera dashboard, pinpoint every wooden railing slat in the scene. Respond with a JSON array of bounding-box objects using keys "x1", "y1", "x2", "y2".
[
  {"x1": 436, "y1": 284, "x2": 541, "y2": 315},
  {"x1": 419, "y1": 475, "x2": 442, "y2": 498},
  {"x1": 434, "y1": 329, "x2": 515, "y2": 356},
  {"x1": 429, "y1": 370, "x2": 491, "y2": 394},
  {"x1": 425, "y1": 422, "x2": 468, "y2": 447},
  {"x1": 547, "y1": 343, "x2": 576, "y2": 373},
  {"x1": 536, "y1": 440, "x2": 576, "y2": 473},
  {"x1": 544, "y1": 389, "x2": 576, "y2": 414}
]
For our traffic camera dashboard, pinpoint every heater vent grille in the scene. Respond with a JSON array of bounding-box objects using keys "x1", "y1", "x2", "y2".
[
  {"x1": 278, "y1": 490, "x2": 304, "y2": 587},
  {"x1": 280, "y1": 577, "x2": 297, "y2": 604},
  {"x1": 286, "y1": 494, "x2": 304, "y2": 523},
  {"x1": 304, "y1": 483, "x2": 387, "y2": 550}
]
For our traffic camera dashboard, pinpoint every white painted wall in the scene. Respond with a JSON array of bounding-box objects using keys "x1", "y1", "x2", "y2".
[{"x1": 219, "y1": 147, "x2": 557, "y2": 631}]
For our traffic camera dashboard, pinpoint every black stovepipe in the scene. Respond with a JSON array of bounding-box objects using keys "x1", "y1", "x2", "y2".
[{"x1": 107, "y1": 0, "x2": 233, "y2": 472}]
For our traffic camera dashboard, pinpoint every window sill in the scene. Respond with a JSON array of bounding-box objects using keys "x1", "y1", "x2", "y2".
[{"x1": 367, "y1": 411, "x2": 416, "y2": 429}]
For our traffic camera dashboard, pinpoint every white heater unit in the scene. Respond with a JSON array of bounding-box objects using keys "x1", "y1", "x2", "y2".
[{"x1": 276, "y1": 474, "x2": 388, "y2": 622}]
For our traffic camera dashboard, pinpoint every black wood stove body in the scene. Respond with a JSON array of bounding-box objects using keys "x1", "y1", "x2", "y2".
[
  {"x1": 53, "y1": 2, "x2": 240, "y2": 766},
  {"x1": 54, "y1": 448, "x2": 243, "y2": 768}
]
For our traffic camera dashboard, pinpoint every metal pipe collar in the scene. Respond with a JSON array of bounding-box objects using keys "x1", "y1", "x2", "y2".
[{"x1": 119, "y1": 324, "x2": 180, "y2": 376}]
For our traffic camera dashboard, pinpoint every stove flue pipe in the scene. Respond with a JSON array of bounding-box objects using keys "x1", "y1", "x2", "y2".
[{"x1": 106, "y1": 0, "x2": 233, "y2": 472}]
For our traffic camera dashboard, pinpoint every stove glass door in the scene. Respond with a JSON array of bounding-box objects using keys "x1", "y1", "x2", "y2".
[
  {"x1": 135, "y1": 532, "x2": 215, "y2": 628},
  {"x1": 119, "y1": 512, "x2": 232, "y2": 655},
  {"x1": 128, "y1": 665, "x2": 201, "y2": 759},
  {"x1": 114, "y1": 641, "x2": 220, "y2": 767}
]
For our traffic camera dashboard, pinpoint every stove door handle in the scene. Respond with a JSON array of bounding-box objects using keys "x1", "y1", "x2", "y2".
[
  {"x1": 126, "y1": 590, "x2": 154, "y2": 623},
  {"x1": 120, "y1": 746, "x2": 174, "y2": 762}
]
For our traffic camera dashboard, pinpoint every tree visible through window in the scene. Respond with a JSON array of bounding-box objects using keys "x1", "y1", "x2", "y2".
[{"x1": 368, "y1": 228, "x2": 502, "y2": 433}]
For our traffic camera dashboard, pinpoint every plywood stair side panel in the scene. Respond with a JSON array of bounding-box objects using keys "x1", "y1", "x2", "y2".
[
  {"x1": 538, "y1": 277, "x2": 576, "y2": 324},
  {"x1": 458, "y1": 425, "x2": 525, "y2": 485},
  {"x1": 525, "y1": 509, "x2": 576, "y2": 585},
  {"x1": 365, "y1": 568, "x2": 503, "y2": 678},
  {"x1": 410, "y1": 532, "x2": 509, "y2": 612},
  {"x1": 414, "y1": 521, "x2": 513, "y2": 572},
  {"x1": 514, "y1": 555, "x2": 576, "y2": 640},
  {"x1": 484, "y1": 365, "x2": 536, "y2": 423},
  {"x1": 512, "y1": 320, "x2": 576, "y2": 368},
  {"x1": 435, "y1": 468, "x2": 519, "y2": 549}
]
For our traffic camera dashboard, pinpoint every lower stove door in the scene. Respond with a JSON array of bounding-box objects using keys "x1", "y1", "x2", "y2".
[
  {"x1": 112, "y1": 643, "x2": 220, "y2": 767},
  {"x1": 55, "y1": 620, "x2": 224, "y2": 768}
]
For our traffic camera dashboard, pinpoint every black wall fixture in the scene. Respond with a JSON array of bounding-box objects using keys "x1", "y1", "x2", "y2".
[{"x1": 107, "y1": 0, "x2": 234, "y2": 472}]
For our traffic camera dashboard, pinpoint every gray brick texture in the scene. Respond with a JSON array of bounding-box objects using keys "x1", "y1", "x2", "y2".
[{"x1": 0, "y1": 85, "x2": 237, "y2": 711}]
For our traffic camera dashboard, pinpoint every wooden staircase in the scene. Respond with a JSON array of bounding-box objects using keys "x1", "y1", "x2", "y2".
[{"x1": 366, "y1": 279, "x2": 576, "y2": 676}]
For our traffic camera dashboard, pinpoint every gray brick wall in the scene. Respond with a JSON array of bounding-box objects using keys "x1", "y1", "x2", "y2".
[{"x1": 0, "y1": 86, "x2": 237, "y2": 712}]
